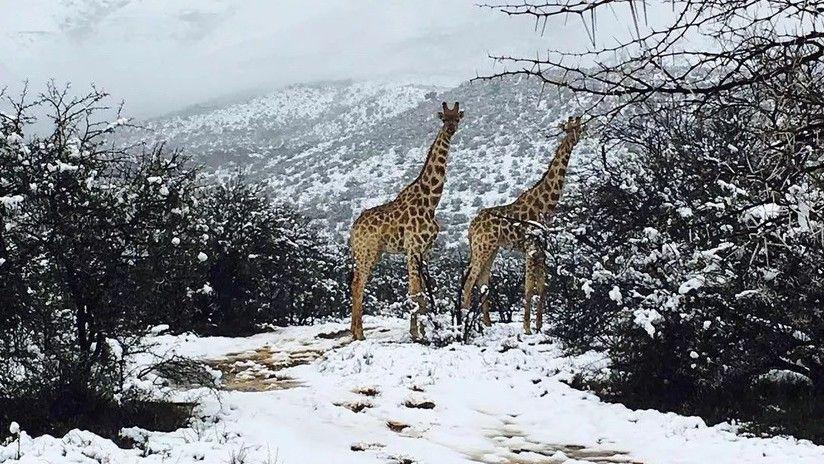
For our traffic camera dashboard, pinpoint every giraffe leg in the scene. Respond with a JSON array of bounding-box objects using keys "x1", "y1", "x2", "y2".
[
  {"x1": 351, "y1": 241, "x2": 381, "y2": 341},
  {"x1": 406, "y1": 253, "x2": 427, "y2": 340},
  {"x1": 524, "y1": 245, "x2": 545, "y2": 335},
  {"x1": 524, "y1": 259, "x2": 534, "y2": 335},
  {"x1": 460, "y1": 245, "x2": 494, "y2": 320},
  {"x1": 534, "y1": 256, "x2": 546, "y2": 333},
  {"x1": 460, "y1": 260, "x2": 483, "y2": 313},
  {"x1": 477, "y1": 249, "x2": 498, "y2": 326}
]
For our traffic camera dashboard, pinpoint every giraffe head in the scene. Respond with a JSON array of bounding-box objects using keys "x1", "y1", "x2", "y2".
[
  {"x1": 559, "y1": 116, "x2": 584, "y2": 143},
  {"x1": 437, "y1": 102, "x2": 464, "y2": 135}
]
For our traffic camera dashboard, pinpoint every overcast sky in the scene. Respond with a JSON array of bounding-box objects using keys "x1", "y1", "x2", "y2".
[{"x1": 0, "y1": 0, "x2": 661, "y2": 118}]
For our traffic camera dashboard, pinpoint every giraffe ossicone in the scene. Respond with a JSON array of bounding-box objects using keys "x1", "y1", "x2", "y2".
[
  {"x1": 460, "y1": 116, "x2": 584, "y2": 335},
  {"x1": 349, "y1": 102, "x2": 464, "y2": 341}
]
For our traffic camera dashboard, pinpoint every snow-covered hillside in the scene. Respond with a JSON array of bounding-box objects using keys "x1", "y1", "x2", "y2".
[
  {"x1": 130, "y1": 78, "x2": 596, "y2": 243},
  {"x1": 4, "y1": 318, "x2": 823, "y2": 464}
]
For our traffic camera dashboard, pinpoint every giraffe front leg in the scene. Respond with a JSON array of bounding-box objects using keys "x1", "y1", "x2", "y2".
[
  {"x1": 524, "y1": 245, "x2": 546, "y2": 335},
  {"x1": 534, "y1": 259, "x2": 546, "y2": 333},
  {"x1": 351, "y1": 239, "x2": 381, "y2": 341},
  {"x1": 406, "y1": 253, "x2": 427, "y2": 340},
  {"x1": 523, "y1": 255, "x2": 537, "y2": 336},
  {"x1": 351, "y1": 270, "x2": 368, "y2": 341},
  {"x1": 461, "y1": 243, "x2": 496, "y2": 326}
]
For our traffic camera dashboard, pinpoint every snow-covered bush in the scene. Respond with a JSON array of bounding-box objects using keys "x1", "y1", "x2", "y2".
[
  {"x1": 546, "y1": 58, "x2": 824, "y2": 412},
  {"x1": 0, "y1": 84, "x2": 351, "y2": 436},
  {"x1": 182, "y1": 177, "x2": 348, "y2": 334},
  {"x1": 0, "y1": 85, "x2": 201, "y2": 435}
]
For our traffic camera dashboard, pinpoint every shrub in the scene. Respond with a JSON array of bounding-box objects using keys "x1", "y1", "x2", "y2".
[
  {"x1": 543, "y1": 57, "x2": 824, "y2": 438},
  {"x1": 0, "y1": 85, "x2": 200, "y2": 435},
  {"x1": 184, "y1": 177, "x2": 348, "y2": 334}
]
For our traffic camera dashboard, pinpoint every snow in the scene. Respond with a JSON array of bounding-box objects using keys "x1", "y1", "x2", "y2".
[
  {"x1": 679, "y1": 276, "x2": 706, "y2": 294},
  {"x1": 743, "y1": 203, "x2": 782, "y2": 225},
  {"x1": 56, "y1": 161, "x2": 79, "y2": 172},
  {"x1": 633, "y1": 309, "x2": 662, "y2": 337},
  {"x1": 0, "y1": 195, "x2": 24, "y2": 209},
  {"x1": 2, "y1": 317, "x2": 824, "y2": 464},
  {"x1": 581, "y1": 280, "x2": 594, "y2": 299},
  {"x1": 608, "y1": 286, "x2": 622, "y2": 303},
  {"x1": 197, "y1": 252, "x2": 208, "y2": 262},
  {"x1": 642, "y1": 227, "x2": 659, "y2": 240}
]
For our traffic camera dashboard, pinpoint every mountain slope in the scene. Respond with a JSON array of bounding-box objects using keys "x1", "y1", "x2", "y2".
[{"x1": 132, "y1": 78, "x2": 598, "y2": 243}]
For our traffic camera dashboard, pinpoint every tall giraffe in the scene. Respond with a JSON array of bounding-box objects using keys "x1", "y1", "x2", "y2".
[
  {"x1": 350, "y1": 102, "x2": 464, "y2": 341},
  {"x1": 460, "y1": 116, "x2": 583, "y2": 334}
]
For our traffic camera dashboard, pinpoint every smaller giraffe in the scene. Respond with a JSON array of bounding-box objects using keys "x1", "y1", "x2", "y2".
[
  {"x1": 349, "y1": 102, "x2": 464, "y2": 341},
  {"x1": 460, "y1": 116, "x2": 584, "y2": 334}
]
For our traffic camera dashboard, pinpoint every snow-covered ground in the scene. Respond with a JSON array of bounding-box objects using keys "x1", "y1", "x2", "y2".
[{"x1": 3, "y1": 317, "x2": 824, "y2": 464}]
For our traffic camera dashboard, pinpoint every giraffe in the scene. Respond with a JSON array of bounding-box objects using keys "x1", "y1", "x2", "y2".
[
  {"x1": 349, "y1": 102, "x2": 465, "y2": 341},
  {"x1": 460, "y1": 116, "x2": 584, "y2": 335}
]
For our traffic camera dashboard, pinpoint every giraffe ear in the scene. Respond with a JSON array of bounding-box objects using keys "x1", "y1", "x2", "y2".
[
  {"x1": 458, "y1": 111, "x2": 465, "y2": 119},
  {"x1": 437, "y1": 111, "x2": 445, "y2": 121}
]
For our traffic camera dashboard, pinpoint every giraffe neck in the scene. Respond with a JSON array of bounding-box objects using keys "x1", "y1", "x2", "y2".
[
  {"x1": 514, "y1": 132, "x2": 579, "y2": 215},
  {"x1": 399, "y1": 125, "x2": 453, "y2": 209}
]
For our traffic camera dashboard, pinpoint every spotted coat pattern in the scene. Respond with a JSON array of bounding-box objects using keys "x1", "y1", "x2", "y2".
[
  {"x1": 349, "y1": 102, "x2": 464, "y2": 340},
  {"x1": 461, "y1": 116, "x2": 584, "y2": 334}
]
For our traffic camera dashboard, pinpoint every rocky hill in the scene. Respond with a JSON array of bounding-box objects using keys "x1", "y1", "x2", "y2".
[{"x1": 129, "y1": 78, "x2": 599, "y2": 244}]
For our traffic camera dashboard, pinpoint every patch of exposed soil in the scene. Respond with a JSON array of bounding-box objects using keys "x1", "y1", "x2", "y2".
[
  {"x1": 353, "y1": 386, "x2": 380, "y2": 397},
  {"x1": 386, "y1": 420, "x2": 410, "y2": 433},
  {"x1": 350, "y1": 442, "x2": 385, "y2": 452},
  {"x1": 404, "y1": 398, "x2": 436, "y2": 409},
  {"x1": 334, "y1": 400, "x2": 374, "y2": 413},
  {"x1": 207, "y1": 345, "x2": 326, "y2": 392},
  {"x1": 463, "y1": 420, "x2": 642, "y2": 464}
]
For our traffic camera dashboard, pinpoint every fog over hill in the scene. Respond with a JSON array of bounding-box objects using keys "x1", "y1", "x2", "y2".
[{"x1": 129, "y1": 78, "x2": 601, "y2": 243}]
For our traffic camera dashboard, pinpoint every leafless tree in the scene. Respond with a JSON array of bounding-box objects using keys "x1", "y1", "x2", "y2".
[{"x1": 480, "y1": 0, "x2": 823, "y2": 115}]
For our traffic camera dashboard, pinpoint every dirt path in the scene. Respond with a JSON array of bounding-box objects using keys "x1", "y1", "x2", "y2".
[{"x1": 204, "y1": 323, "x2": 643, "y2": 464}]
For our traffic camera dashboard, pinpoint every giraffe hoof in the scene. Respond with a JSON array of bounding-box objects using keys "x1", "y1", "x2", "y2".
[
  {"x1": 524, "y1": 328, "x2": 533, "y2": 335},
  {"x1": 352, "y1": 331, "x2": 366, "y2": 341}
]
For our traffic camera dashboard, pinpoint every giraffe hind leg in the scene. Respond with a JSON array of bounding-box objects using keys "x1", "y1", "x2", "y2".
[
  {"x1": 461, "y1": 244, "x2": 496, "y2": 326},
  {"x1": 477, "y1": 249, "x2": 497, "y2": 326},
  {"x1": 350, "y1": 238, "x2": 382, "y2": 341}
]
